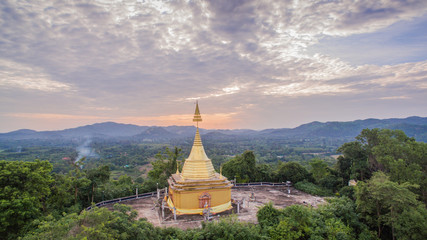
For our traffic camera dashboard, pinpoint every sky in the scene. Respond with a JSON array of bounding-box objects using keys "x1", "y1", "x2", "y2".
[{"x1": 1, "y1": 0, "x2": 427, "y2": 132}]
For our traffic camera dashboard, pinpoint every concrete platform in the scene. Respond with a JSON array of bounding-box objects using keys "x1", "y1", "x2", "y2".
[{"x1": 108, "y1": 186, "x2": 325, "y2": 229}]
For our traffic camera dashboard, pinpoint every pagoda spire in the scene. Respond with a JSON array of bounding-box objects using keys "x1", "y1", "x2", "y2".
[
  {"x1": 181, "y1": 102, "x2": 215, "y2": 179},
  {"x1": 193, "y1": 100, "x2": 202, "y2": 127}
]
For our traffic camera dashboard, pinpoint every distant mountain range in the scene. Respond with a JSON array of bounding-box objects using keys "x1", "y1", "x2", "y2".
[{"x1": 1, "y1": 116, "x2": 427, "y2": 142}]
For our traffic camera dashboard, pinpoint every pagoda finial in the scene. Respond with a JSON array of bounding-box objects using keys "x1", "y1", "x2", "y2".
[{"x1": 193, "y1": 101, "x2": 202, "y2": 126}]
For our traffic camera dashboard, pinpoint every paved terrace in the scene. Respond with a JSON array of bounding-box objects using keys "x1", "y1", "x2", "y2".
[{"x1": 104, "y1": 185, "x2": 325, "y2": 229}]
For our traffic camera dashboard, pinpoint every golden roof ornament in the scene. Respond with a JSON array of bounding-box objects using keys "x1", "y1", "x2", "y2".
[{"x1": 193, "y1": 101, "x2": 202, "y2": 126}]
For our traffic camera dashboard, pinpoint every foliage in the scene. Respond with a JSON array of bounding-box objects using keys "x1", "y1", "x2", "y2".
[
  {"x1": 338, "y1": 186, "x2": 355, "y2": 199},
  {"x1": 337, "y1": 141, "x2": 369, "y2": 182},
  {"x1": 222, "y1": 150, "x2": 256, "y2": 183},
  {"x1": 0, "y1": 160, "x2": 53, "y2": 239},
  {"x1": 102, "y1": 174, "x2": 141, "y2": 200},
  {"x1": 256, "y1": 202, "x2": 282, "y2": 229},
  {"x1": 308, "y1": 158, "x2": 343, "y2": 192},
  {"x1": 338, "y1": 128, "x2": 427, "y2": 204},
  {"x1": 144, "y1": 147, "x2": 182, "y2": 191},
  {"x1": 85, "y1": 165, "x2": 110, "y2": 203},
  {"x1": 269, "y1": 205, "x2": 314, "y2": 240},
  {"x1": 318, "y1": 197, "x2": 375, "y2": 239},
  {"x1": 23, "y1": 204, "x2": 161, "y2": 240},
  {"x1": 309, "y1": 159, "x2": 330, "y2": 181},
  {"x1": 258, "y1": 202, "x2": 367, "y2": 240},
  {"x1": 393, "y1": 205, "x2": 427, "y2": 240},
  {"x1": 45, "y1": 172, "x2": 80, "y2": 217},
  {"x1": 24, "y1": 208, "x2": 264, "y2": 240},
  {"x1": 275, "y1": 161, "x2": 311, "y2": 183},
  {"x1": 254, "y1": 163, "x2": 275, "y2": 182},
  {"x1": 356, "y1": 172, "x2": 427, "y2": 240},
  {"x1": 0, "y1": 158, "x2": 144, "y2": 239},
  {"x1": 199, "y1": 215, "x2": 264, "y2": 240},
  {"x1": 294, "y1": 181, "x2": 333, "y2": 196}
]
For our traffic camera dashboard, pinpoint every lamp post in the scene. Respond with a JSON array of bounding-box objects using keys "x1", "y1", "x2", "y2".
[{"x1": 102, "y1": 191, "x2": 104, "y2": 201}]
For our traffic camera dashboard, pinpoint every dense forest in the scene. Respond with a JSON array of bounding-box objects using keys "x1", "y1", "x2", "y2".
[{"x1": 1, "y1": 128, "x2": 426, "y2": 239}]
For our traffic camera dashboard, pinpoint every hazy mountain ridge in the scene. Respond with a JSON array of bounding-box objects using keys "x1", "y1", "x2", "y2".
[
  {"x1": 1, "y1": 116, "x2": 427, "y2": 142},
  {"x1": 133, "y1": 127, "x2": 180, "y2": 141}
]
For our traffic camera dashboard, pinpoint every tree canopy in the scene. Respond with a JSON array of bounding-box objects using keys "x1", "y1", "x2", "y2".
[{"x1": 0, "y1": 160, "x2": 53, "y2": 239}]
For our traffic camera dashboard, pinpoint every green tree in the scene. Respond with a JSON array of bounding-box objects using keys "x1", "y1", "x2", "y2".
[
  {"x1": 0, "y1": 160, "x2": 53, "y2": 239},
  {"x1": 269, "y1": 205, "x2": 313, "y2": 239},
  {"x1": 275, "y1": 161, "x2": 311, "y2": 183},
  {"x1": 269, "y1": 204, "x2": 353, "y2": 240},
  {"x1": 222, "y1": 150, "x2": 256, "y2": 183},
  {"x1": 256, "y1": 202, "x2": 282, "y2": 229},
  {"x1": 85, "y1": 165, "x2": 110, "y2": 203},
  {"x1": 23, "y1": 204, "x2": 161, "y2": 240},
  {"x1": 356, "y1": 128, "x2": 381, "y2": 172},
  {"x1": 166, "y1": 147, "x2": 182, "y2": 177},
  {"x1": 45, "y1": 173, "x2": 76, "y2": 216},
  {"x1": 309, "y1": 159, "x2": 342, "y2": 192},
  {"x1": 259, "y1": 199, "x2": 373, "y2": 240},
  {"x1": 199, "y1": 215, "x2": 263, "y2": 240},
  {"x1": 317, "y1": 197, "x2": 375, "y2": 239},
  {"x1": 356, "y1": 172, "x2": 426, "y2": 240},
  {"x1": 370, "y1": 129, "x2": 427, "y2": 202},
  {"x1": 309, "y1": 158, "x2": 329, "y2": 182},
  {"x1": 255, "y1": 163, "x2": 274, "y2": 182},
  {"x1": 337, "y1": 141, "x2": 369, "y2": 182},
  {"x1": 145, "y1": 147, "x2": 182, "y2": 190},
  {"x1": 102, "y1": 175, "x2": 140, "y2": 200},
  {"x1": 393, "y1": 205, "x2": 427, "y2": 240},
  {"x1": 339, "y1": 128, "x2": 427, "y2": 203},
  {"x1": 67, "y1": 167, "x2": 91, "y2": 205}
]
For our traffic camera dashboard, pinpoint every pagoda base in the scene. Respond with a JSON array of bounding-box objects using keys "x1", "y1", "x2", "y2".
[
  {"x1": 167, "y1": 197, "x2": 232, "y2": 215},
  {"x1": 167, "y1": 173, "x2": 233, "y2": 215}
]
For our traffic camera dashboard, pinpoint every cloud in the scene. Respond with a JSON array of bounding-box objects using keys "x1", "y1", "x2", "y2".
[
  {"x1": 262, "y1": 82, "x2": 352, "y2": 97},
  {"x1": 0, "y1": 59, "x2": 72, "y2": 92},
  {"x1": 379, "y1": 96, "x2": 410, "y2": 100},
  {"x1": 183, "y1": 84, "x2": 242, "y2": 101},
  {"x1": 309, "y1": 14, "x2": 427, "y2": 66},
  {"x1": 0, "y1": 0, "x2": 426, "y2": 131}
]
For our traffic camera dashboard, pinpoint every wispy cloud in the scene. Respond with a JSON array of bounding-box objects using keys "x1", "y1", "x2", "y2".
[
  {"x1": 0, "y1": 59, "x2": 72, "y2": 92},
  {"x1": 379, "y1": 96, "x2": 410, "y2": 100},
  {"x1": 183, "y1": 84, "x2": 242, "y2": 101}
]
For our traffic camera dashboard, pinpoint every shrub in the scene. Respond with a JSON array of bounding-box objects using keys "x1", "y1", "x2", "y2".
[{"x1": 294, "y1": 181, "x2": 333, "y2": 196}]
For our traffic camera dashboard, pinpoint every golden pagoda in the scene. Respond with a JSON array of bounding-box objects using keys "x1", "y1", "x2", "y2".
[{"x1": 166, "y1": 102, "x2": 233, "y2": 215}]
